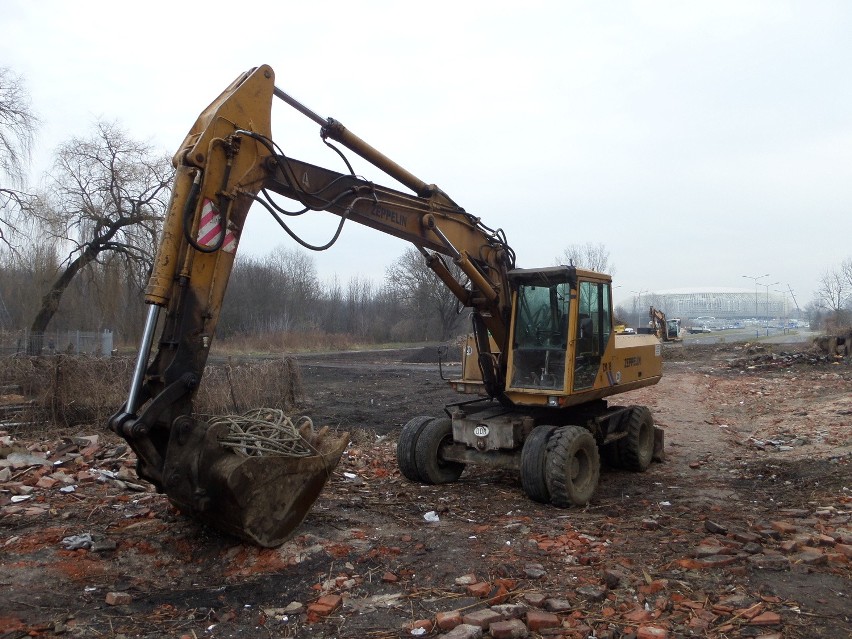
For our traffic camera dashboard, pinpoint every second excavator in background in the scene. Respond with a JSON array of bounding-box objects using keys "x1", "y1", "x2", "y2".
[{"x1": 649, "y1": 306, "x2": 683, "y2": 342}]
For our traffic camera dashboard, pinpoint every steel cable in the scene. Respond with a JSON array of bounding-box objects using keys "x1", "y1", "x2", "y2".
[{"x1": 212, "y1": 408, "x2": 318, "y2": 458}]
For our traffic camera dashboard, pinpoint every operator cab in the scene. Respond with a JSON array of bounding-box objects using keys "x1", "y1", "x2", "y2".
[
  {"x1": 505, "y1": 265, "x2": 614, "y2": 399},
  {"x1": 507, "y1": 266, "x2": 574, "y2": 391}
]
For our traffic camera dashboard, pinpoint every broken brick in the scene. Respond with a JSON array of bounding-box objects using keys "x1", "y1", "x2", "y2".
[
  {"x1": 442, "y1": 623, "x2": 484, "y2": 639},
  {"x1": 488, "y1": 584, "x2": 510, "y2": 605},
  {"x1": 490, "y1": 618, "x2": 529, "y2": 639},
  {"x1": 462, "y1": 608, "x2": 503, "y2": 629},
  {"x1": 409, "y1": 619, "x2": 433, "y2": 632},
  {"x1": 35, "y1": 477, "x2": 57, "y2": 489},
  {"x1": 436, "y1": 610, "x2": 463, "y2": 630},
  {"x1": 780, "y1": 539, "x2": 800, "y2": 553},
  {"x1": 577, "y1": 585, "x2": 607, "y2": 602},
  {"x1": 490, "y1": 603, "x2": 528, "y2": 620},
  {"x1": 815, "y1": 534, "x2": 836, "y2": 547},
  {"x1": 543, "y1": 598, "x2": 572, "y2": 612},
  {"x1": 792, "y1": 550, "x2": 827, "y2": 566},
  {"x1": 105, "y1": 592, "x2": 132, "y2": 606},
  {"x1": 750, "y1": 611, "x2": 782, "y2": 626},
  {"x1": 467, "y1": 582, "x2": 492, "y2": 598},
  {"x1": 526, "y1": 609, "x2": 560, "y2": 631},
  {"x1": 704, "y1": 520, "x2": 727, "y2": 535},
  {"x1": 637, "y1": 626, "x2": 669, "y2": 639},
  {"x1": 623, "y1": 607, "x2": 652, "y2": 623},
  {"x1": 770, "y1": 521, "x2": 797, "y2": 535},
  {"x1": 307, "y1": 594, "x2": 342, "y2": 617},
  {"x1": 522, "y1": 592, "x2": 547, "y2": 607},
  {"x1": 733, "y1": 531, "x2": 761, "y2": 543}
]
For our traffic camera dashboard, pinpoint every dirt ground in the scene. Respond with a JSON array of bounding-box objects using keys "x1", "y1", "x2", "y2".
[{"x1": 0, "y1": 341, "x2": 849, "y2": 638}]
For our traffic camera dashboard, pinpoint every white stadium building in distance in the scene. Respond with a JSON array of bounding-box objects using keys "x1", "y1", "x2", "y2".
[{"x1": 623, "y1": 288, "x2": 791, "y2": 326}]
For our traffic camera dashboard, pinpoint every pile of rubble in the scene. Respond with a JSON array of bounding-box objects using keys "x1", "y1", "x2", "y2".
[
  {"x1": 0, "y1": 432, "x2": 146, "y2": 513},
  {"x1": 724, "y1": 348, "x2": 844, "y2": 372}
]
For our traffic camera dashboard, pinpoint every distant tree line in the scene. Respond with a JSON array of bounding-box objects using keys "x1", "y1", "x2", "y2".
[
  {"x1": 0, "y1": 238, "x2": 472, "y2": 346},
  {"x1": 1, "y1": 66, "x2": 619, "y2": 351},
  {"x1": 218, "y1": 247, "x2": 467, "y2": 344}
]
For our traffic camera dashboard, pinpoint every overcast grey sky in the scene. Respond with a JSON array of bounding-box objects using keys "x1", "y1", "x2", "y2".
[{"x1": 3, "y1": 1, "x2": 850, "y2": 309}]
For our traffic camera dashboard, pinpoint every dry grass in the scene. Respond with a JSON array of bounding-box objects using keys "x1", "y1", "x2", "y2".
[
  {"x1": 195, "y1": 357, "x2": 303, "y2": 416},
  {"x1": 0, "y1": 354, "x2": 304, "y2": 432},
  {"x1": 211, "y1": 330, "x2": 357, "y2": 355},
  {"x1": 0, "y1": 355, "x2": 133, "y2": 432}
]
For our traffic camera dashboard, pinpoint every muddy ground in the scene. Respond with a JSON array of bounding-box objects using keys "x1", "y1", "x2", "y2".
[{"x1": 0, "y1": 341, "x2": 849, "y2": 638}]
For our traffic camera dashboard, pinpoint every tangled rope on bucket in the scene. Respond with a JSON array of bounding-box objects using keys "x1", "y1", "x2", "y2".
[{"x1": 213, "y1": 408, "x2": 318, "y2": 458}]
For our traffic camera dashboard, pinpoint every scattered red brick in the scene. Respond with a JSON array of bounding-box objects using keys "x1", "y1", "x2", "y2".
[
  {"x1": 104, "y1": 592, "x2": 132, "y2": 606},
  {"x1": 436, "y1": 610, "x2": 463, "y2": 630},
  {"x1": 637, "y1": 626, "x2": 669, "y2": 639},
  {"x1": 750, "y1": 611, "x2": 782, "y2": 626},
  {"x1": 525, "y1": 609, "x2": 560, "y2": 631}
]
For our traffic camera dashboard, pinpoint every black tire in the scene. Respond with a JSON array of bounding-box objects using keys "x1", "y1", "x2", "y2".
[
  {"x1": 397, "y1": 415, "x2": 433, "y2": 481},
  {"x1": 600, "y1": 409, "x2": 629, "y2": 468},
  {"x1": 619, "y1": 406, "x2": 655, "y2": 472},
  {"x1": 599, "y1": 441, "x2": 622, "y2": 469},
  {"x1": 414, "y1": 417, "x2": 465, "y2": 485},
  {"x1": 545, "y1": 425, "x2": 600, "y2": 507},
  {"x1": 520, "y1": 425, "x2": 556, "y2": 503}
]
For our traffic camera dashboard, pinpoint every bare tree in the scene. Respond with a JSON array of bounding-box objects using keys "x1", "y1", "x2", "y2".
[
  {"x1": 841, "y1": 257, "x2": 852, "y2": 290},
  {"x1": 28, "y1": 121, "x2": 173, "y2": 351},
  {"x1": 220, "y1": 247, "x2": 322, "y2": 335},
  {"x1": 558, "y1": 242, "x2": 615, "y2": 274},
  {"x1": 817, "y1": 266, "x2": 851, "y2": 329},
  {"x1": 386, "y1": 248, "x2": 466, "y2": 341},
  {"x1": 0, "y1": 67, "x2": 40, "y2": 247}
]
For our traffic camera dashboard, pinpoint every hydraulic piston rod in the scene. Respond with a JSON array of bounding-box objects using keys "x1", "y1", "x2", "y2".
[{"x1": 126, "y1": 304, "x2": 160, "y2": 414}]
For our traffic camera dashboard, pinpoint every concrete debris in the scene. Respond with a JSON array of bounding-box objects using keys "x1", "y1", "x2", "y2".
[{"x1": 61, "y1": 533, "x2": 93, "y2": 550}]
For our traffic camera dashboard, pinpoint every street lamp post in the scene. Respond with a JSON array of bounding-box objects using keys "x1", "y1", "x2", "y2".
[
  {"x1": 742, "y1": 274, "x2": 769, "y2": 319},
  {"x1": 774, "y1": 288, "x2": 789, "y2": 327},
  {"x1": 762, "y1": 282, "x2": 780, "y2": 321},
  {"x1": 630, "y1": 289, "x2": 648, "y2": 328}
]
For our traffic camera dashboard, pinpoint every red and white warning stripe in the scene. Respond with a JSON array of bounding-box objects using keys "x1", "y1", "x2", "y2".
[{"x1": 197, "y1": 198, "x2": 237, "y2": 253}]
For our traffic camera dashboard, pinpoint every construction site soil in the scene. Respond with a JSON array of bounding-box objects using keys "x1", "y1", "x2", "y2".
[{"x1": 1, "y1": 341, "x2": 850, "y2": 638}]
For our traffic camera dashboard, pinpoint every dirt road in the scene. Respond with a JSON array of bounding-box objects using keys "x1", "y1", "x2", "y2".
[{"x1": 0, "y1": 342, "x2": 849, "y2": 638}]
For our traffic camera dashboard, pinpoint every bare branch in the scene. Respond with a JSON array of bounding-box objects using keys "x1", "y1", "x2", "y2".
[
  {"x1": 28, "y1": 120, "x2": 173, "y2": 342},
  {"x1": 0, "y1": 67, "x2": 39, "y2": 187},
  {"x1": 557, "y1": 242, "x2": 615, "y2": 275}
]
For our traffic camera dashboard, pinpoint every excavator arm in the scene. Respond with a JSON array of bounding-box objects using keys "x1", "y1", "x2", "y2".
[{"x1": 108, "y1": 65, "x2": 515, "y2": 546}]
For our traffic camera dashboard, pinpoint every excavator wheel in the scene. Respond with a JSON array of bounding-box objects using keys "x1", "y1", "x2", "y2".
[
  {"x1": 617, "y1": 406, "x2": 655, "y2": 472},
  {"x1": 520, "y1": 425, "x2": 556, "y2": 503},
  {"x1": 414, "y1": 417, "x2": 465, "y2": 484},
  {"x1": 545, "y1": 425, "x2": 600, "y2": 507},
  {"x1": 397, "y1": 415, "x2": 433, "y2": 482}
]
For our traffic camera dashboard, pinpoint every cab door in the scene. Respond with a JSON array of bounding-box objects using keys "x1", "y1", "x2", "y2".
[{"x1": 572, "y1": 279, "x2": 613, "y2": 391}]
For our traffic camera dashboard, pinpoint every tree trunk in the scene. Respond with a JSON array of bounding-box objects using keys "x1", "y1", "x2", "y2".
[{"x1": 28, "y1": 250, "x2": 96, "y2": 355}]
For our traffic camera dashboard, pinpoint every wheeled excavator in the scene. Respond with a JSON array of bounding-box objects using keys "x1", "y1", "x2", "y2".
[
  {"x1": 109, "y1": 65, "x2": 663, "y2": 548},
  {"x1": 649, "y1": 306, "x2": 682, "y2": 342}
]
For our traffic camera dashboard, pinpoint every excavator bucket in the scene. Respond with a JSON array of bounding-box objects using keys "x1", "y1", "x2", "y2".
[{"x1": 161, "y1": 415, "x2": 349, "y2": 547}]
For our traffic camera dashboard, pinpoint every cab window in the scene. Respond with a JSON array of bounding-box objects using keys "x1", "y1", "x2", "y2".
[
  {"x1": 573, "y1": 281, "x2": 612, "y2": 390},
  {"x1": 510, "y1": 282, "x2": 569, "y2": 390}
]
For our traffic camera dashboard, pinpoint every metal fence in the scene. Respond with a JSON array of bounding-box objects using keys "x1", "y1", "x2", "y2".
[{"x1": 0, "y1": 330, "x2": 114, "y2": 357}]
